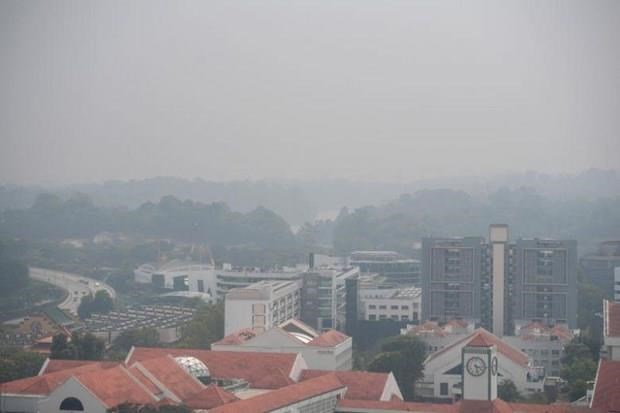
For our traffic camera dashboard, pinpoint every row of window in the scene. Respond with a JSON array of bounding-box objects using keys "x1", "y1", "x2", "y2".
[
  {"x1": 368, "y1": 304, "x2": 417, "y2": 310},
  {"x1": 368, "y1": 313, "x2": 418, "y2": 321}
]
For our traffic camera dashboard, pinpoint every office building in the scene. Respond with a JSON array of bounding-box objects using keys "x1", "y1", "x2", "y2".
[
  {"x1": 300, "y1": 266, "x2": 360, "y2": 332},
  {"x1": 359, "y1": 287, "x2": 421, "y2": 323},
  {"x1": 224, "y1": 280, "x2": 301, "y2": 335},
  {"x1": 580, "y1": 240, "x2": 620, "y2": 293},
  {"x1": 350, "y1": 250, "x2": 421, "y2": 286},
  {"x1": 614, "y1": 266, "x2": 620, "y2": 302}
]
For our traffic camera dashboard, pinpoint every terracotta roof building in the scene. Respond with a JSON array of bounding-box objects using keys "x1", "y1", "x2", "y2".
[
  {"x1": 212, "y1": 319, "x2": 353, "y2": 370},
  {"x1": 603, "y1": 300, "x2": 620, "y2": 361}
]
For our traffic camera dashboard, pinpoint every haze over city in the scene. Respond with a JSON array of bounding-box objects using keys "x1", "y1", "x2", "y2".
[
  {"x1": 1, "y1": 0, "x2": 619, "y2": 185},
  {"x1": 1, "y1": 2, "x2": 620, "y2": 413}
]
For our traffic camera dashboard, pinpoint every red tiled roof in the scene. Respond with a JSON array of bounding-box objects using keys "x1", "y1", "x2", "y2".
[
  {"x1": 39, "y1": 359, "x2": 118, "y2": 375},
  {"x1": 1, "y1": 361, "x2": 120, "y2": 395},
  {"x1": 135, "y1": 355, "x2": 204, "y2": 400},
  {"x1": 407, "y1": 321, "x2": 448, "y2": 337},
  {"x1": 128, "y1": 365, "x2": 163, "y2": 396},
  {"x1": 209, "y1": 373, "x2": 345, "y2": 413},
  {"x1": 591, "y1": 359, "x2": 620, "y2": 412},
  {"x1": 75, "y1": 365, "x2": 156, "y2": 408},
  {"x1": 299, "y1": 370, "x2": 392, "y2": 401},
  {"x1": 508, "y1": 403, "x2": 601, "y2": 413},
  {"x1": 468, "y1": 334, "x2": 495, "y2": 348},
  {"x1": 336, "y1": 399, "x2": 457, "y2": 412},
  {"x1": 183, "y1": 385, "x2": 239, "y2": 410},
  {"x1": 213, "y1": 328, "x2": 258, "y2": 345},
  {"x1": 307, "y1": 329, "x2": 350, "y2": 347},
  {"x1": 127, "y1": 347, "x2": 298, "y2": 389},
  {"x1": 426, "y1": 328, "x2": 529, "y2": 367},
  {"x1": 604, "y1": 300, "x2": 620, "y2": 338}
]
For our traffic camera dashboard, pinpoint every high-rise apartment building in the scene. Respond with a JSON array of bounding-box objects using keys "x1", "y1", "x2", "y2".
[
  {"x1": 422, "y1": 225, "x2": 577, "y2": 336},
  {"x1": 421, "y1": 237, "x2": 485, "y2": 323}
]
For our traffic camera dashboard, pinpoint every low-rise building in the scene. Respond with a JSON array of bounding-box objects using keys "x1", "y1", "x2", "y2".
[
  {"x1": 83, "y1": 305, "x2": 195, "y2": 344},
  {"x1": 401, "y1": 319, "x2": 473, "y2": 355},
  {"x1": 603, "y1": 299, "x2": 620, "y2": 361},
  {"x1": 503, "y1": 321, "x2": 574, "y2": 377},
  {"x1": 350, "y1": 250, "x2": 421, "y2": 286},
  {"x1": 213, "y1": 319, "x2": 353, "y2": 370},
  {"x1": 224, "y1": 280, "x2": 301, "y2": 335},
  {"x1": 359, "y1": 287, "x2": 421, "y2": 323},
  {"x1": 417, "y1": 328, "x2": 544, "y2": 400}
]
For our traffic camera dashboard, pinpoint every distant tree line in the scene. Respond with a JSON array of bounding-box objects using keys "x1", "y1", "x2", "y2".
[
  {"x1": 328, "y1": 188, "x2": 620, "y2": 254},
  {"x1": 0, "y1": 193, "x2": 296, "y2": 249}
]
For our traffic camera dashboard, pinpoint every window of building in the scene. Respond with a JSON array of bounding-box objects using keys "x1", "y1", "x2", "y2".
[
  {"x1": 401, "y1": 315, "x2": 409, "y2": 321},
  {"x1": 413, "y1": 312, "x2": 418, "y2": 320},
  {"x1": 379, "y1": 305, "x2": 387, "y2": 310},
  {"x1": 541, "y1": 350, "x2": 549, "y2": 356},
  {"x1": 379, "y1": 315, "x2": 387, "y2": 320},
  {"x1": 391, "y1": 315, "x2": 399, "y2": 320},
  {"x1": 391, "y1": 305, "x2": 399, "y2": 310},
  {"x1": 369, "y1": 305, "x2": 376, "y2": 309},
  {"x1": 401, "y1": 305, "x2": 409, "y2": 310},
  {"x1": 369, "y1": 315, "x2": 377, "y2": 320},
  {"x1": 440, "y1": 383, "x2": 449, "y2": 396},
  {"x1": 60, "y1": 398, "x2": 84, "y2": 411},
  {"x1": 551, "y1": 350, "x2": 560, "y2": 356},
  {"x1": 197, "y1": 280, "x2": 204, "y2": 292}
]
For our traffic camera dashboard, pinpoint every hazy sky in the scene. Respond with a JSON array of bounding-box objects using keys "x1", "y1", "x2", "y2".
[{"x1": 1, "y1": 0, "x2": 619, "y2": 185}]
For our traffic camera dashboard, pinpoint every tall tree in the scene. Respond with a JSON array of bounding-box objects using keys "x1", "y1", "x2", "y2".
[
  {"x1": 178, "y1": 301, "x2": 224, "y2": 349},
  {"x1": 0, "y1": 347, "x2": 46, "y2": 382},
  {"x1": 367, "y1": 335, "x2": 426, "y2": 400}
]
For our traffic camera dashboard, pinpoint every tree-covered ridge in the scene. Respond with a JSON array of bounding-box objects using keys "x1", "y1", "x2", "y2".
[
  {"x1": 331, "y1": 188, "x2": 620, "y2": 254},
  {"x1": 0, "y1": 194, "x2": 296, "y2": 248}
]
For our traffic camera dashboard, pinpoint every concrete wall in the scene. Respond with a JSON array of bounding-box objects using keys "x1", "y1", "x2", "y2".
[{"x1": 39, "y1": 378, "x2": 108, "y2": 413}]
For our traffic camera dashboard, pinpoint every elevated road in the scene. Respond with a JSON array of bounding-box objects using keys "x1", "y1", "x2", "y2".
[{"x1": 29, "y1": 267, "x2": 116, "y2": 316}]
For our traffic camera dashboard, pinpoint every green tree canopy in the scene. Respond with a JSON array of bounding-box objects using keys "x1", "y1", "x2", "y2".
[
  {"x1": 0, "y1": 347, "x2": 47, "y2": 383},
  {"x1": 178, "y1": 301, "x2": 224, "y2": 349},
  {"x1": 367, "y1": 335, "x2": 426, "y2": 401},
  {"x1": 78, "y1": 290, "x2": 114, "y2": 319},
  {"x1": 50, "y1": 332, "x2": 105, "y2": 361}
]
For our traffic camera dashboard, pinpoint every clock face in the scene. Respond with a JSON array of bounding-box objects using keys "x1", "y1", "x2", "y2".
[
  {"x1": 491, "y1": 356, "x2": 498, "y2": 375},
  {"x1": 466, "y1": 356, "x2": 487, "y2": 377}
]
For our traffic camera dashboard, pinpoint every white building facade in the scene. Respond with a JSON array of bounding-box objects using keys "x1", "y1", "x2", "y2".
[
  {"x1": 224, "y1": 280, "x2": 301, "y2": 335},
  {"x1": 359, "y1": 287, "x2": 421, "y2": 322}
]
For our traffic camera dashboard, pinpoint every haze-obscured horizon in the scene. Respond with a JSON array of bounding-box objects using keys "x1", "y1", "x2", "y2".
[{"x1": 1, "y1": 0, "x2": 619, "y2": 185}]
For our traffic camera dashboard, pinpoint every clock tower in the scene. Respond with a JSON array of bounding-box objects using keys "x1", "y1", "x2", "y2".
[{"x1": 462, "y1": 334, "x2": 498, "y2": 401}]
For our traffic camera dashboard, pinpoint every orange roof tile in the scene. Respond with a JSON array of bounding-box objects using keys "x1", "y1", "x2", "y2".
[
  {"x1": 127, "y1": 347, "x2": 298, "y2": 389},
  {"x1": 458, "y1": 399, "x2": 513, "y2": 413},
  {"x1": 74, "y1": 366, "x2": 156, "y2": 408},
  {"x1": 307, "y1": 329, "x2": 350, "y2": 347},
  {"x1": 135, "y1": 355, "x2": 204, "y2": 400},
  {"x1": 209, "y1": 373, "x2": 345, "y2": 413},
  {"x1": 213, "y1": 328, "x2": 258, "y2": 345},
  {"x1": 591, "y1": 359, "x2": 620, "y2": 412},
  {"x1": 299, "y1": 370, "x2": 392, "y2": 401},
  {"x1": 127, "y1": 365, "x2": 163, "y2": 396},
  {"x1": 183, "y1": 385, "x2": 239, "y2": 410},
  {"x1": 1, "y1": 361, "x2": 120, "y2": 395},
  {"x1": 337, "y1": 399, "x2": 457, "y2": 412},
  {"x1": 39, "y1": 359, "x2": 118, "y2": 375},
  {"x1": 426, "y1": 328, "x2": 529, "y2": 367}
]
